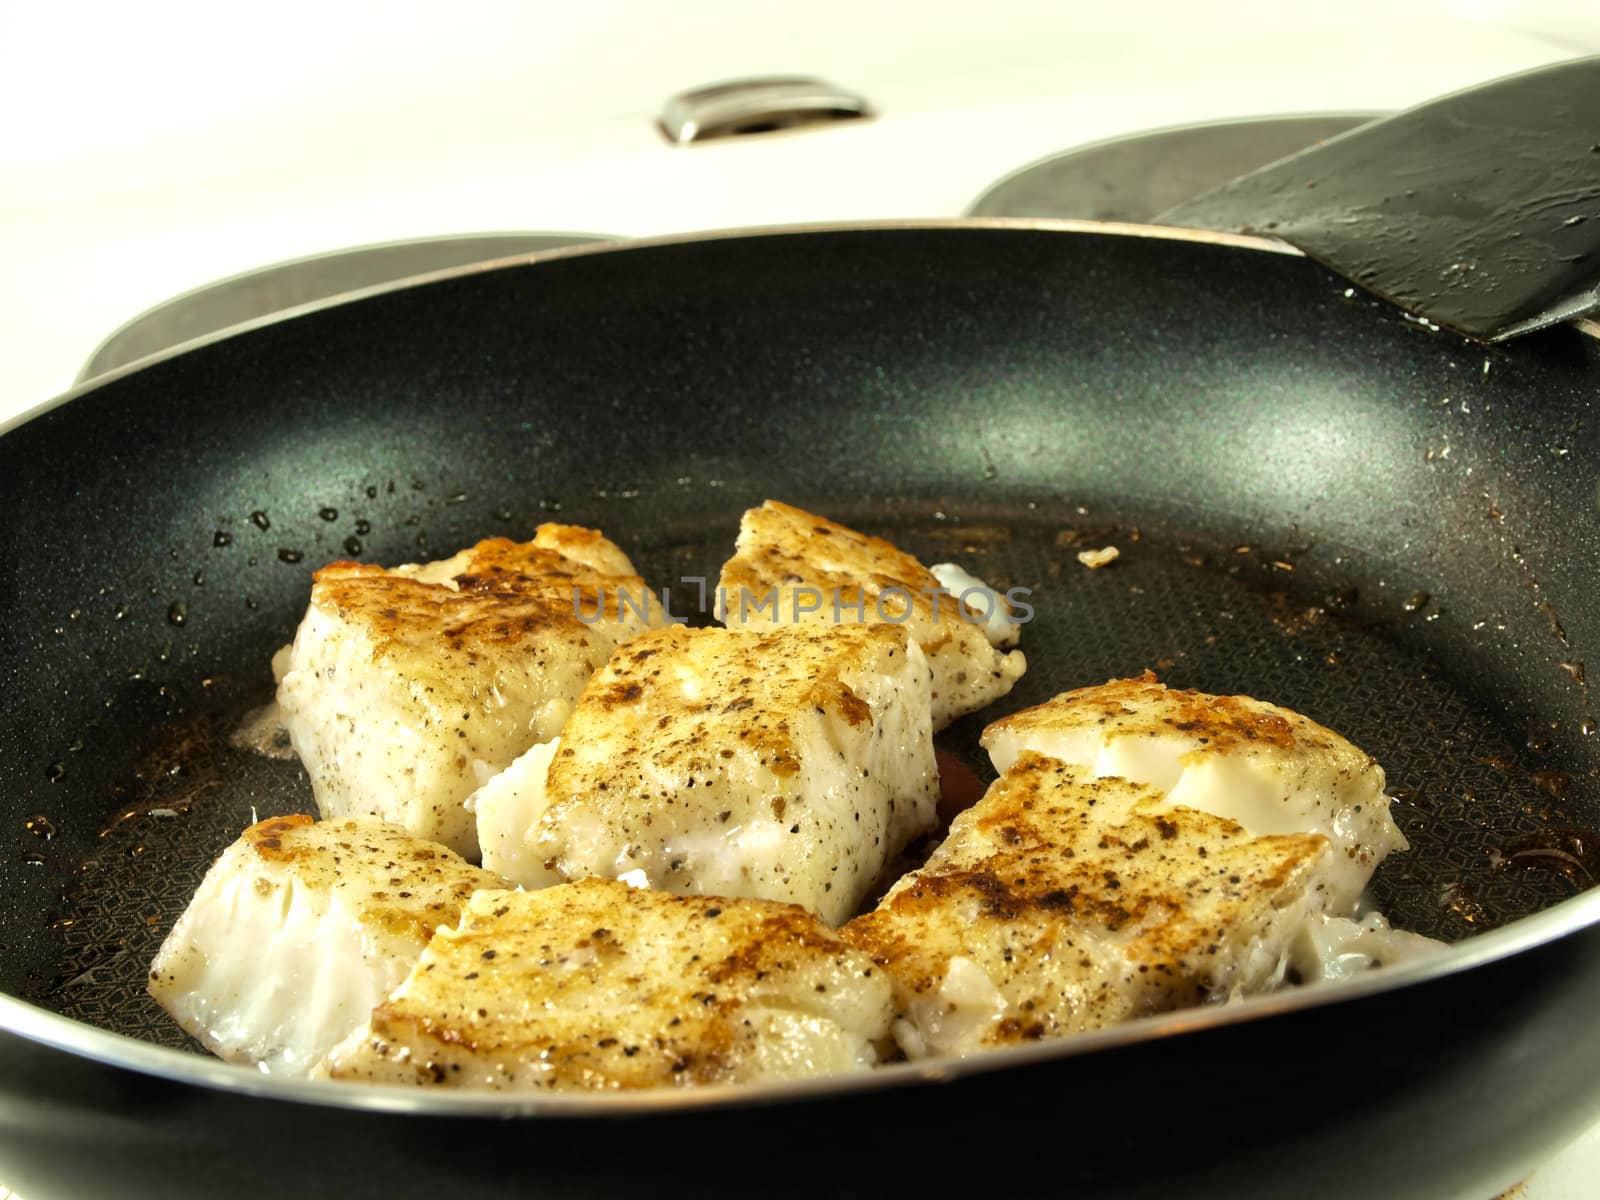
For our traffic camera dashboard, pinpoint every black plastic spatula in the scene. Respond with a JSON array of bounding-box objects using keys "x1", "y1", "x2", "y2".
[{"x1": 1155, "y1": 56, "x2": 1600, "y2": 341}]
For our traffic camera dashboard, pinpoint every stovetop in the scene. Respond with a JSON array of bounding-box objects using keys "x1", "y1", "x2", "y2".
[
  {"x1": 7, "y1": 0, "x2": 1600, "y2": 413},
  {"x1": 3, "y1": 4, "x2": 1600, "y2": 1196}
]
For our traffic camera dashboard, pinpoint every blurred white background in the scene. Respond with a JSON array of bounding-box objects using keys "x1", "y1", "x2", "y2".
[{"x1": 3, "y1": 1, "x2": 1598, "y2": 411}]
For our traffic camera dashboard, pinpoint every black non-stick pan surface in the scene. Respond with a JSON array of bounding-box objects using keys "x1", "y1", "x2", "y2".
[{"x1": 2, "y1": 223, "x2": 1599, "y2": 1200}]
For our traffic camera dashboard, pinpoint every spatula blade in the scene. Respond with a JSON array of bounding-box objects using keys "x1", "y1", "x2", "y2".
[{"x1": 1155, "y1": 57, "x2": 1600, "y2": 342}]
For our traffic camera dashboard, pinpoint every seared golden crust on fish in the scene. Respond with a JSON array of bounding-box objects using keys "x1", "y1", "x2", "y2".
[
  {"x1": 718, "y1": 502, "x2": 934, "y2": 608},
  {"x1": 148, "y1": 815, "x2": 506, "y2": 1075},
  {"x1": 393, "y1": 526, "x2": 643, "y2": 601},
  {"x1": 984, "y1": 671, "x2": 1355, "y2": 761},
  {"x1": 275, "y1": 526, "x2": 664, "y2": 856},
  {"x1": 240, "y1": 814, "x2": 491, "y2": 945},
  {"x1": 306, "y1": 565, "x2": 615, "y2": 657},
  {"x1": 842, "y1": 754, "x2": 1332, "y2": 1056},
  {"x1": 981, "y1": 673, "x2": 1407, "y2": 912},
  {"x1": 318, "y1": 879, "x2": 894, "y2": 1089},
  {"x1": 484, "y1": 623, "x2": 938, "y2": 925},
  {"x1": 717, "y1": 501, "x2": 1025, "y2": 729}
]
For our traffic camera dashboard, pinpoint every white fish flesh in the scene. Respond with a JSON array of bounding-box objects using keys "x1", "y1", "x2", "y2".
[
  {"x1": 471, "y1": 622, "x2": 938, "y2": 925},
  {"x1": 147, "y1": 814, "x2": 505, "y2": 1075},
  {"x1": 273, "y1": 527, "x2": 664, "y2": 856},
  {"x1": 717, "y1": 500, "x2": 1025, "y2": 729},
  {"x1": 842, "y1": 754, "x2": 1338, "y2": 1058},
  {"x1": 317, "y1": 878, "x2": 895, "y2": 1089},
  {"x1": 981, "y1": 673, "x2": 1410, "y2": 911}
]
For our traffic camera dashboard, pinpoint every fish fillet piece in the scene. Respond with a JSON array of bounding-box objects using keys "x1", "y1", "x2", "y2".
[
  {"x1": 1289, "y1": 911, "x2": 1446, "y2": 983},
  {"x1": 981, "y1": 673, "x2": 1409, "y2": 911},
  {"x1": 147, "y1": 814, "x2": 506, "y2": 1075},
  {"x1": 317, "y1": 878, "x2": 894, "y2": 1089},
  {"x1": 390, "y1": 524, "x2": 641, "y2": 590},
  {"x1": 841, "y1": 753, "x2": 1335, "y2": 1058},
  {"x1": 474, "y1": 623, "x2": 939, "y2": 925},
  {"x1": 717, "y1": 500, "x2": 1026, "y2": 729},
  {"x1": 274, "y1": 526, "x2": 665, "y2": 856}
]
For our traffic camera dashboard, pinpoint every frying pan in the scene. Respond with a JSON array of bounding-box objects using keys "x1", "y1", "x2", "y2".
[{"x1": 2, "y1": 222, "x2": 1598, "y2": 1200}]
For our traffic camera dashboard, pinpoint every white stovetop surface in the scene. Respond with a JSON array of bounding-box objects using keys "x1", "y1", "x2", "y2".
[{"x1": 3, "y1": 3, "x2": 1599, "y2": 1195}]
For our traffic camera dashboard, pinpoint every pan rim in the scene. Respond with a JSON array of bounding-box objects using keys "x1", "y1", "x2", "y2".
[
  {"x1": 1, "y1": 218, "x2": 1307, "y2": 443},
  {"x1": 4, "y1": 878, "x2": 1599, "y2": 1116},
  {"x1": 7, "y1": 218, "x2": 1597, "y2": 446},
  {"x1": 72, "y1": 229, "x2": 619, "y2": 386},
  {"x1": 4, "y1": 216, "x2": 1599, "y2": 1113}
]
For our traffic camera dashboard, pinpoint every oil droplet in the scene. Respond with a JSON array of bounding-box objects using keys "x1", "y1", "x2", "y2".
[
  {"x1": 1490, "y1": 829, "x2": 1597, "y2": 891},
  {"x1": 1403, "y1": 591, "x2": 1430, "y2": 613},
  {"x1": 45, "y1": 761, "x2": 66, "y2": 783},
  {"x1": 343, "y1": 536, "x2": 363, "y2": 556},
  {"x1": 245, "y1": 596, "x2": 259, "y2": 610},
  {"x1": 249, "y1": 511, "x2": 271, "y2": 531},
  {"x1": 539, "y1": 497, "x2": 563, "y2": 512},
  {"x1": 495, "y1": 505, "x2": 513, "y2": 521},
  {"x1": 1532, "y1": 770, "x2": 1571, "y2": 799},
  {"x1": 1440, "y1": 880, "x2": 1488, "y2": 925},
  {"x1": 319, "y1": 506, "x2": 339, "y2": 522},
  {"x1": 193, "y1": 570, "x2": 205, "y2": 586},
  {"x1": 213, "y1": 530, "x2": 233, "y2": 547},
  {"x1": 365, "y1": 485, "x2": 378, "y2": 499},
  {"x1": 278, "y1": 548, "x2": 304, "y2": 564},
  {"x1": 25, "y1": 814, "x2": 56, "y2": 840},
  {"x1": 167, "y1": 601, "x2": 188, "y2": 626},
  {"x1": 354, "y1": 519, "x2": 371, "y2": 536}
]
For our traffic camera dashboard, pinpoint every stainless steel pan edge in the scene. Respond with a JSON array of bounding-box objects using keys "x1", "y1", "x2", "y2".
[{"x1": 1, "y1": 880, "x2": 1598, "y2": 1117}]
